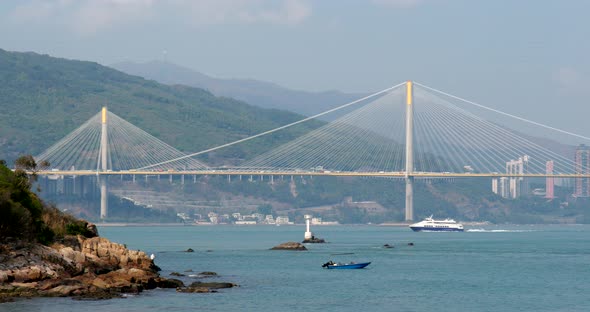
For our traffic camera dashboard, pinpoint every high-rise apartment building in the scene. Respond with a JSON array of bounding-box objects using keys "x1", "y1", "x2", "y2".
[
  {"x1": 492, "y1": 177, "x2": 511, "y2": 199},
  {"x1": 492, "y1": 155, "x2": 530, "y2": 199},
  {"x1": 506, "y1": 155, "x2": 529, "y2": 198},
  {"x1": 574, "y1": 144, "x2": 590, "y2": 197},
  {"x1": 546, "y1": 160, "x2": 554, "y2": 199}
]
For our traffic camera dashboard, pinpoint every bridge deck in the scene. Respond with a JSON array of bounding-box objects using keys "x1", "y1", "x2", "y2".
[{"x1": 34, "y1": 170, "x2": 590, "y2": 178}]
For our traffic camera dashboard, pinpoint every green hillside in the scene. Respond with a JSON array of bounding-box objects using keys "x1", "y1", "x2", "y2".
[{"x1": 0, "y1": 49, "x2": 320, "y2": 165}]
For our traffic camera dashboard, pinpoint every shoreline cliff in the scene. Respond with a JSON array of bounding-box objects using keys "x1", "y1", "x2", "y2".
[{"x1": 0, "y1": 222, "x2": 181, "y2": 302}]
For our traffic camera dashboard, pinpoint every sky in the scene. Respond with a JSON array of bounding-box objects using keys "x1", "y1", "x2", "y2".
[{"x1": 1, "y1": 0, "x2": 589, "y2": 138}]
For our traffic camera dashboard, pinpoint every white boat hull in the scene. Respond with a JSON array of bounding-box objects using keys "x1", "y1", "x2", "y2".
[{"x1": 410, "y1": 226, "x2": 464, "y2": 232}]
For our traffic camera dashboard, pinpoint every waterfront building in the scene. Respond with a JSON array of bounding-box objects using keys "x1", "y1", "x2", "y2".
[
  {"x1": 264, "y1": 215, "x2": 276, "y2": 224},
  {"x1": 275, "y1": 216, "x2": 292, "y2": 225},
  {"x1": 209, "y1": 215, "x2": 219, "y2": 224},
  {"x1": 311, "y1": 217, "x2": 322, "y2": 225}
]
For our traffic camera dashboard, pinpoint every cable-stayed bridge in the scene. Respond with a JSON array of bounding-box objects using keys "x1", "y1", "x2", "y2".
[{"x1": 34, "y1": 81, "x2": 590, "y2": 221}]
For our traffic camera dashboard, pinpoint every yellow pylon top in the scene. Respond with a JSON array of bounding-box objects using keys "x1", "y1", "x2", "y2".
[
  {"x1": 406, "y1": 81, "x2": 413, "y2": 106},
  {"x1": 101, "y1": 107, "x2": 107, "y2": 124}
]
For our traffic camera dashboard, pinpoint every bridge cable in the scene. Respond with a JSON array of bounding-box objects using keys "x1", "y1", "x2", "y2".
[
  {"x1": 415, "y1": 82, "x2": 590, "y2": 142},
  {"x1": 137, "y1": 82, "x2": 407, "y2": 170}
]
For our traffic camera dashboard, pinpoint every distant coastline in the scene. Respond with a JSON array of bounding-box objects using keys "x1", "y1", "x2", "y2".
[
  {"x1": 96, "y1": 222, "x2": 357, "y2": 227},
  {"x1": 379, "y1": 222, "x2": 411, "y2": 227}
]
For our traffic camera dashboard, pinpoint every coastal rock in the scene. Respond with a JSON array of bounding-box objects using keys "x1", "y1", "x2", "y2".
[
  {"x1": 302, "y1": 237, "x2": 326, "y2": 244},
  {"x1": 196, "y1": 271, "x2": 217, "y2": 278},
  {"x1": 177, "y1": 287, "x2": 216, "y2": 293},
  {"x1": 0, "y1": 235, "x2": 176, "y2": 301},
  {"x1": 188, "y1": 281, "x2": 238, "y2": 289},
  {"x1": 175, "y1": 280, "x2": 236, "y2": 294},
  {"x1": 270, "y1": 242, "x2": 307, "y2": 251},
  {"x1": 86, "y1": 222, "x2": 99, "y2": 238},
  {"x1": 157, "y1": 278, "x2": 184, "y2": 288}
]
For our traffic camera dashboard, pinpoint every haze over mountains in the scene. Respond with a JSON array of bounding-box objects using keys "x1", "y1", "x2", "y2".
[{"x1": 112, "y1": 60, "x2": 365, "y2": 117}]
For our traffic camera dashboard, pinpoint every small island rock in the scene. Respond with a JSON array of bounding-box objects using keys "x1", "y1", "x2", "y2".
[{"x1": 270, "y1": 242, "x2": 307, "y2": 251}]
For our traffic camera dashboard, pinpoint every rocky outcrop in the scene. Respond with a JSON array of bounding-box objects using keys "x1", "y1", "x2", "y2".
[
  {"x1": 197, "y1": 271, "x2": 217, "y2": 278},
  {"x1": 0, "y1": 235, "x2": 178, "y2": 302},
  {"x1": 270, "y1": 242, "x2": 307, "y2": 251},
  {"x1": 177, "y1": 281, "x2": 238, "y2": 293},
  {"x1": 302, "y1": 237, "x2": 326, "y2": 243}
]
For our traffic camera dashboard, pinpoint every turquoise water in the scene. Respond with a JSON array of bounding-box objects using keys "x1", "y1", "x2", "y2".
[{"x1": 4, "y1": 224, "x2": 590, "y2": 311}]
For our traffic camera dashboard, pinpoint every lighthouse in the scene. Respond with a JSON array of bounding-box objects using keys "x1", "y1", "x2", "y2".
[
  {"x1": 302, "y1": 215, "x2": 325, "y2": 243},
  {"x1": 304, "y1": 215, "x2": 313, "y2": 240}
]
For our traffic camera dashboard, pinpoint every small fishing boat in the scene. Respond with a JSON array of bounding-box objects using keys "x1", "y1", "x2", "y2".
[{"x1": 322, "y1": 261, "x2": 371, "y2": 269}]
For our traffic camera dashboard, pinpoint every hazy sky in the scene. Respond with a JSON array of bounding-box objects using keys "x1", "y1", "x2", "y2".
[{"x1": 1, "y1": 0, "x2": 589, "y2": 137}]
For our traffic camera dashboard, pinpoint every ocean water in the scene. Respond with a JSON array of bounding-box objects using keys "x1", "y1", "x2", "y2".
[{"x1": 3, "y1": 224, "x2": 589, "y2": 312}]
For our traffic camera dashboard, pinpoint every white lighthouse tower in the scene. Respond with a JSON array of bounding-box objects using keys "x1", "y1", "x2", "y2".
[{"x1": 304, "y1": 214, "x2": 313, "y2": 240}]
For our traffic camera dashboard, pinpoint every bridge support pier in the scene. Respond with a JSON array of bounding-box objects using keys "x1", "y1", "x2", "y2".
[
  {"x1": 100, "y1": 176, "x2": 108, "y2": 219},
  {"x1": 99, "y1": 107, "x2": 109, "y2": 220},
  {"x1": 405, "y1": 177, "x2": 413, "y2": 221},
  {"x1": 404, "y1": 81, "x2": 414, "y2": 221}
]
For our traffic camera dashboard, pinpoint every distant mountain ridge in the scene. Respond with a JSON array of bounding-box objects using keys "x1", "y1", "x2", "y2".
[
  {"x1": 111, "y1": 60, "x2": 366, "y2": 117},
  {"x1": 0, "y1": 49, "x2": 321, "y2": 165}
]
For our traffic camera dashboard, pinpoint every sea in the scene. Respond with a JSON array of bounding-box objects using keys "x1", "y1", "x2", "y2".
[{"x1": 3, "y1": 224, "x2": 589, "y2": 312}]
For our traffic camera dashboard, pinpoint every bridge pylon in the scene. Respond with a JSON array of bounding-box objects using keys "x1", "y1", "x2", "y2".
[
  {"x1": 100, "y1": 107, "x2": 109, "y2": 220},
  {"x1": 405, "y1": 81, "x2": 414, "y2": 221}
]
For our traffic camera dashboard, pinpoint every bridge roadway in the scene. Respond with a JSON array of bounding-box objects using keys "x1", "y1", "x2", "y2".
[{"x1": 34, "y1": 170, "x2": 590, "y2": 179}]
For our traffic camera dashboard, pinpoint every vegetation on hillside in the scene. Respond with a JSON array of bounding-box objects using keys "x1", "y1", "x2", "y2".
[
  {"x1": 0, "y1": 49, "x2": 321, "y2": 166},
  {"x1": 0, "y1": 156, "x2": 96, "y2": 244}
]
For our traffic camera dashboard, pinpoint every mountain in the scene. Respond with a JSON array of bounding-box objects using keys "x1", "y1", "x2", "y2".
[
  {"x1": 111, "y1": 60, "x2": 366, "y2": 117},
  {"x1": 0, "y1": 49, "x2": 321, "y2": 165}
]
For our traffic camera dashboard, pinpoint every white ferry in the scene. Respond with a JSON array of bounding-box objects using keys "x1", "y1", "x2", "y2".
[{"x1": 409, "y1": 216, "x2": 464, "y2": 232}]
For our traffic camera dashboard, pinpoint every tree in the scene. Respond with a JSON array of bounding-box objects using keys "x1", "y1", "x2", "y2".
[
  {"x1": 14, "y1": 155, "x2": 37, "y2": 171},
  {"x1": 13, "y1": 155, "x2": 50, "y2": 191}
]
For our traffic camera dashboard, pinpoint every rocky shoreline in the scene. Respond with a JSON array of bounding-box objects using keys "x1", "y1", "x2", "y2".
[
  {"x1": 0, "y1": 214, "x2": 247, "y2": 304},
  {"x1": 0, "y1": 232, "x2": 182, "y2": 302}
]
